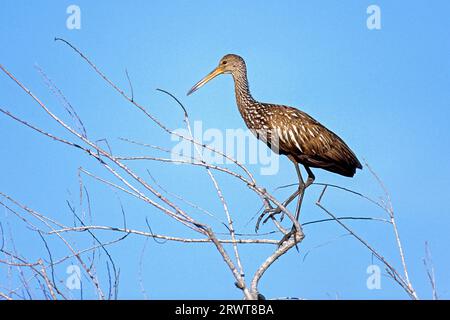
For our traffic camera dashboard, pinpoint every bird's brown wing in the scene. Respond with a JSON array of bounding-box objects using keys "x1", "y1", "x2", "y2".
[{"x1": 269, "y1": 106, "x2": 362, "y2": 177}]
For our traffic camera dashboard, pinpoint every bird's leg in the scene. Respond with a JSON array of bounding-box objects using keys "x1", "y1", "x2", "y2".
[
  {"x1": 278, "y1": 165, "x2": 315, "y2": 246},
  {"x1": 255, "y1": 161, "x2": 305, "y2": 232},
  {"x1": 304, "y1": 166, "x2": 315, "y2": 188},
  {"x1": 279, "y1": 161, "x2": 305, "y2": 222},
  {"x1": 255, "y1": 189, "x2": 300, "y2": 233},
  {"x1": 294, "y1": 165, "x2": 315, "y2": 220}
]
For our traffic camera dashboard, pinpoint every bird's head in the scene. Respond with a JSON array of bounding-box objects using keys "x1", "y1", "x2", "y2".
[{"x1": 187, "y1": 54, "x2": 245, "y2": 95}]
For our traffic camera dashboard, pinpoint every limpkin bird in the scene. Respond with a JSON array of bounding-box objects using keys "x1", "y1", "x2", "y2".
[{"x1": 187, "y1": 54, "x2": 362, "y2": 235}]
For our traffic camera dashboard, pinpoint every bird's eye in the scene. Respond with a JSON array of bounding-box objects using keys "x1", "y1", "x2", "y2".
[{"x1": 222, "y1": 61, "x2": 227, "y2": 65}]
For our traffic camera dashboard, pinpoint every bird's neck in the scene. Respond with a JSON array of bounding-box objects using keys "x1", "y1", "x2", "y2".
[{"x1": 232, "y1": 68, "x2": 256, "y2": 114}]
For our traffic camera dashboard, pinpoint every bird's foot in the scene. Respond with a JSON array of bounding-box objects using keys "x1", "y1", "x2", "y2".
[
  {"x1": 278, "y1": 226, "x2": 304, "y2": 248},
  {"x1": 255, "y1": 204, "x2": 284, "y2": 233},
  {"x1": 278, "y1": 229, "x2": 294, "y2": 246}
]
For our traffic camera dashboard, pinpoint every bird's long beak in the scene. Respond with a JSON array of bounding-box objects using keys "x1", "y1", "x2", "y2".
[{"x1": 187, "y1": 66, "x2": 225, "y2": 96}]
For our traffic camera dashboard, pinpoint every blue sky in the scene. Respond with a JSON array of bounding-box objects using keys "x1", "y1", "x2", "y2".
[{"x1": 1, "y1": 1, "x2": 449, "y2": 299}]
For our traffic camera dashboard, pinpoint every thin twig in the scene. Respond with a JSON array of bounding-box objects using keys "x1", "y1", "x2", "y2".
[
  {"x1": 365, "y1": 161, "x2": 417, "y2": 299},
  {"x1": 316, "y1": 185, "x2": 417, "y2": 299}
]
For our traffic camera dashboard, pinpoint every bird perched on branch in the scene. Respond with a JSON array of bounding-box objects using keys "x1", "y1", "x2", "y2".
[{"x1": 187, "y1": 54, "x2": 361, "y2": 238}]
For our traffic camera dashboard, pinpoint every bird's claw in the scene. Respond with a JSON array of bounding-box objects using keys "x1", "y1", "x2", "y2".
[
  {"x1": 278, "y1": 226, "x2": 304, "y2": 249},
  {"x1": 255, "y1": 204, "x2": 283, "y2": 233},
  {"x1": 278, "y1": 230, "x2": 294, "y2": 246}
]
